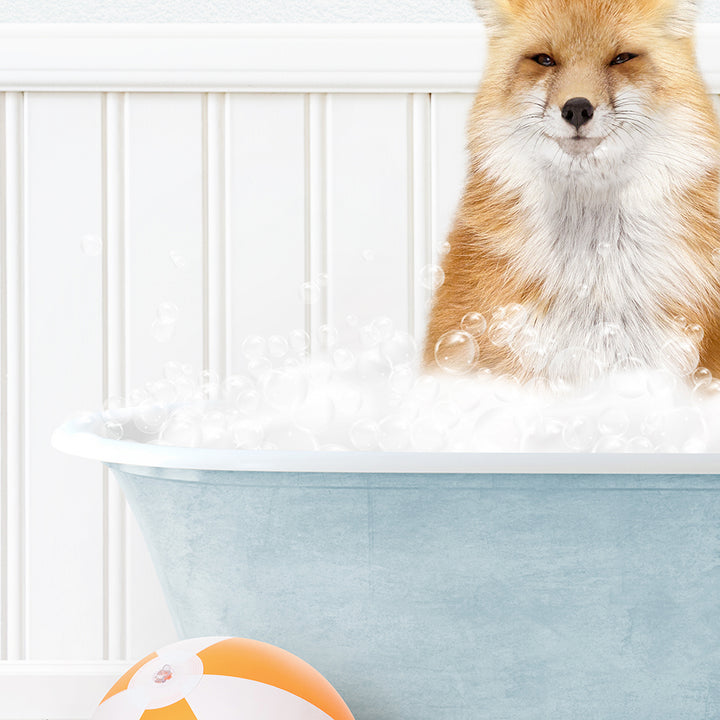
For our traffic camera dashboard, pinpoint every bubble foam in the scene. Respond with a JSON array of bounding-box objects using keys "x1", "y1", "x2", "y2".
[{"x1": 92, "y1": 319, "x2": 720, "y2": 454}]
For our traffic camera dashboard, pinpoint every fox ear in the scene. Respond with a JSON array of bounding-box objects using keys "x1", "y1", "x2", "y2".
[
  {"x1": 472, "y1": 0, "x2": 512, "y2": 32},
  {"x1": 663, "y1": 0, "x2": 697, "y2": 37}
]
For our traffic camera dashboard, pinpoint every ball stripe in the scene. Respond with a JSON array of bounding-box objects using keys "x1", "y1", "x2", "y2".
[
  {"x1": 198, "y1": 638, "x2": 354, "y2": 720},
  {"x1": 141, "y1": 698, "x2": 197, "y2": 719},
  {"x1": 101, "y1": 651, "x2": 158, "y2": 703}
]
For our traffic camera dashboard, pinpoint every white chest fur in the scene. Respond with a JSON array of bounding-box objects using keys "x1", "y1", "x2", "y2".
[{"x1": 509, "y1": 181, "x2": 703, "y2": 379}]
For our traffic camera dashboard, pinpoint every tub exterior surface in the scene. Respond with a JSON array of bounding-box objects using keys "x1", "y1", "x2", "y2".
[{"x1": 111, "y1": 464, "x2": 720, "y2": 720}]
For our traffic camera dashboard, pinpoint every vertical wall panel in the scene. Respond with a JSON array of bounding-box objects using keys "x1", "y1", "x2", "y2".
[
  {"x1": 227, "y1": 93, "x2": 307, "y2": 367},
  {"x1": 24, "y1": 93, "x2": 104, "y2": 660},
  {"x1": 124, "y1": 93, "x2": 202, "y2": 657},
  {"x1": 2, "y1": 92, "x2": 26, "y2": 661},
  {"x1": 430, "y1": 93, "x2": 474, "y2": 254},
  {"x1": 326, "y1": 94, "x2": 410, "y2": 332},
  {"x1": 102, "y1": 91, "x2": 128, "y2": 662},
  {"x1": 124, "y1": 93, "x2": 205, "y2": 388}
]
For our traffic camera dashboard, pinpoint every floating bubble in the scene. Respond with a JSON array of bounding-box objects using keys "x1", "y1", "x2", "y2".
[
  {"x1": 371, "y1": 317, "x2": 395, "y2": 342},
  {"x1": 380, "y1": 331, "x2": 417, "y2": 368},
  {"x1": 357, "y1": 348, "x2": 393, "y2": 382},
  {"x1": 460, "y1": 312, "x2": 487, "y2": 337},
  {"x1": 317, "y1": 324, "x2": 338, "y2": 351},
  {"x1": 159, "y1": 411, "x2": 201, "y2": 447},
  {"x1": 661, "y1": 336, "x2": 700, "y2": 376},
  {"x1": 419, "y1": 264, "x2": 445, "y2": 291},
  {"x1": 692, "y1": 367, "x2": 712, "y2": 389},
  {"x1": 151, "y1": 318, "x2": 175, "y2": 343},
  {"x1": 299, "y1": 281, "x2": 320, "y2": 305},
  {"x1": 102, "y1": 419, "x2": 124, "y2": 440},
  {"x1": 288, "y1": 329, "x2": 310, "y2": 354},
  {"x1": 434, "y1": 331, "x2": 477, "y2": 375},
  {"x1": 157, "y1": 302, "x2": 179, "y2": 324},
  {"x1": 332, "y1": 347, "x2": 356, "y2": 373},
  {"x1": 389, "y1": 365, "x2": 415, "y2": 396},
  {"x1": 242, "y1": 335, "x2": 267, "y2": 361},
  {"x1": 487, "y1": 321, "x2": 513, "y2": 347},
  {"x1": 169, "y1": 250, "x2": 188, "y2": 268},
  {"x1": 81, "y1": 234, "x2": 102, "y2": 257},
  {"x1": 361, "y1": 249, "x2": 376, "y2": 262},
  {"x1": 268, "y1": 335, "x2": 289, "y2": 359}
]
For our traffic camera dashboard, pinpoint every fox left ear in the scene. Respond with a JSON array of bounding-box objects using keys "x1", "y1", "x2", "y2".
[{"x1": 664, "y1": 0, "x2": 697, "y2": 37}]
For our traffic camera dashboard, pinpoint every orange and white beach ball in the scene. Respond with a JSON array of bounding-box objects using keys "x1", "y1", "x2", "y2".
[{"x1": 92, "y1": 636, "x2": 355, "y2": 720}]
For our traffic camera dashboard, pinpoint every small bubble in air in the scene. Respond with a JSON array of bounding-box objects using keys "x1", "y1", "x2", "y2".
[
  {"x1": 151, "y1": 318, "x2": 175, "y2": 343},
  {"x1": 419, "y1": 264, "x2": 445, "y2": 292},
  {"x1": 241, "y1": 335, "x2": 267, "y2": 361},
  {"x1": 434, "y1": 330, "x2": 477, "y2": 375},
  {"x1": 460, "y1": 312, "x2": 487, "y2": 337},
  {"x1": 299, "y1": 280, "x2": 320, "y2": 305},
  {"x1": 361, "y1": 249, "x2": 376, "y2": 262},
  {"x1": 81, "y1": 234, "x2": 102, "y2": 257},
  {"x1": 169, "y1": 250, "x2": 188, "y2": 268},
  {"x1": 288, "y1": 329, "x2": 310, "y2": 354},
  {"x1": 267, "y1": 335, "x2": 289, "y2": 359}
]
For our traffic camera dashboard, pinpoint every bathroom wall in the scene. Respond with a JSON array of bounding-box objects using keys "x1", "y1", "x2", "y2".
[
  {"x1": 1, "y1": 22, "x2": 720, "y2": 720},
  {"x1": 0, "y1": 0, "x2": 719, "y2": 22}
]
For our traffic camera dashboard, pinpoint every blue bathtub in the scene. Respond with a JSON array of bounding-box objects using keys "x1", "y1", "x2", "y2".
[{"x1": 53, "y1": 415, "x2": 720, "y2": 720}]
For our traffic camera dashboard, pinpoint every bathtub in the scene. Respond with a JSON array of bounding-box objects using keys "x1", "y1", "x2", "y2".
[{"x1": 53, "y1": 414, "x2": 720, "y2": 720}]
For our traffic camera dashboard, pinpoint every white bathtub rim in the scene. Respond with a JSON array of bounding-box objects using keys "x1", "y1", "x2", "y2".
[{"x1": 52, "y1": 414, "x2": 720, "y2": 475}]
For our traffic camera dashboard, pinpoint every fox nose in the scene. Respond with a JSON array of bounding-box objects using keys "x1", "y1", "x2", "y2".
[{"x1": 561, "y1": 97, "x2": 594, "y2": 129}]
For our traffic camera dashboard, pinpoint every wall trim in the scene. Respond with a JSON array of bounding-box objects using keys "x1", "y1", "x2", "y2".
[
  {"x1": 0, "y1": 23, "x2": 719, "y2": 93},
  {"x1": 0, "y1": 661, "x2": 130, "y2": 718}
]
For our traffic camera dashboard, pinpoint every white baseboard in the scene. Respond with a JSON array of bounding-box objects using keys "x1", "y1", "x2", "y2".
[{"x1": 0, "y1": 662, "x2": 130, "y2": 720}]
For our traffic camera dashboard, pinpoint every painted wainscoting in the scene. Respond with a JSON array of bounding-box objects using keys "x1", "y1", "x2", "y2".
[{"x1": 1, "y1": 24, "x2": 720, "y2": 719}]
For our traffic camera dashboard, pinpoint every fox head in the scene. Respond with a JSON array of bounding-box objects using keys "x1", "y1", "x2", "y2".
[{"x1": 469, "y1": 0, "x2": 719, "y2": 189}]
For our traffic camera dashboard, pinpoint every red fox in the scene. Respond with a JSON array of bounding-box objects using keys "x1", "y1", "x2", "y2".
[{"x1": 424, "y1": 0, "x2": 720, "y2": 384}]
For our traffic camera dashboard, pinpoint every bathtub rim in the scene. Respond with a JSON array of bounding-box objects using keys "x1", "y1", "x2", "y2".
[{"x1": 52, "y1": 412, "x2": 720, "y2": 474}]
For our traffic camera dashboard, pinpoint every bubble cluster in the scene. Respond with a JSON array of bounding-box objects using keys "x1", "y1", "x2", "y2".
[{"x1": 91, "y1": 311, "x2": 720, "y2": 454}]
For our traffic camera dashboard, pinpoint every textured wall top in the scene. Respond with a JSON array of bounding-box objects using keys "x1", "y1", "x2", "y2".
[{"x1": 0, "y1": 0, "x2": 718, "y2": 23}]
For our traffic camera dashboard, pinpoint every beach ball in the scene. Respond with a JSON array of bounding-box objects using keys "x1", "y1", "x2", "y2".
[{"x1": 92, "y1": 636, "x2": 355, "y2": 720}]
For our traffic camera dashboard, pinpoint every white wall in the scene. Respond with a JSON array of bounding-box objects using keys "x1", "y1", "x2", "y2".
[{"x1": 0, "y1": 0, "x2": 719, "y2": 23}]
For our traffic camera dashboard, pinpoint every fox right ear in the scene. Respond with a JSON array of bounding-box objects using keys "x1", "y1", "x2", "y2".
[{"x1": 472, "y1": 0, "x2": 512, "y2": 32}]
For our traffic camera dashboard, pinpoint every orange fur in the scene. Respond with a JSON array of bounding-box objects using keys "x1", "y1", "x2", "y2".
[{"x1": 424, "y1": 0, "x2": 720, "y2": 381}]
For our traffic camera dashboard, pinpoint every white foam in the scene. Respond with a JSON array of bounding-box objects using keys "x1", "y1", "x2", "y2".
[{"x1": 93, "y1": 318, "x2": 720, "y2": 453}]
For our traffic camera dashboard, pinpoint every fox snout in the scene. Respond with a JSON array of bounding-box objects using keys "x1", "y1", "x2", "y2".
[{"x1": 561, "y1": 97, "x2": 594, "y2": 130}]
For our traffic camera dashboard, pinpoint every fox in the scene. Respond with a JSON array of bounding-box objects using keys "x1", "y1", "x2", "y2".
[{"x1": 423, "y1": 0, "x2": 720, "y2": 385}]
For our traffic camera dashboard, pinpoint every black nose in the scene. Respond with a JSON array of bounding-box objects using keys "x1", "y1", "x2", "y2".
[{"x1": 561, "y1": 97, "x2": 594, "y2": 129}]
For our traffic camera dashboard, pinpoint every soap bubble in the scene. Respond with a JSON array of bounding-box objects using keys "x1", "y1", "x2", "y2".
[
  {"x1": 380, "y1": 331, "x2": 417, "y2": 368},
  {"x1": 222, "y1": 375, "x2": 254, "y2": 404},
  {"x1": 201, "y1": 410, "x2": 229, "y2": 448},
  {"x1": 157, "y1": 302, "x2": 179, "y2": 324},
  {"x1": 81, "y1": 234, "x2": 102, "y2": 256},
  {"x1": 262, "y1": 368, "x2": 309, "y2": 410},
  {"x1": 419, "y1": 264, "x2": 445, "y2": 291},
  {"x1": 169, "y1": 250, "x2": 188, "y2": 268},
  {"x1": 597, "y1": 407, "x2": 629, "y2": 436},
  {"x1": 661, "y1": 336, "x2": 699, "y2": 376},
  {"x1": 434, "y1": 331, "x2": 477, "y2": 375},
  {"x1": 230, "y1": 417, "x2": 264, "y2": 449},
  {"x1": 378, "y1": 415, "x2": 410, "y2": 451},
  {"x1": 562, "y1": 415, "x2": 597, "y2": 451},
  {"x1": 692, "y1": 367, "x2": 713, "y2": 389},
  {"x1": 288, "y1": 329, "x2": 310, "y2": 354},
  {"x1": 149, "y1": 379, "x2": 178, "y2": 405},
  {"x1": 133, "y1": 401, "x2": 168, "y2": 435},
  {"x1": 548, "y1": 346, "x2": 602, "y2": 393},
  {"x1": 265, "y1": 425, "x2": 318, "y2": 451},
  {"x1": 316, "y1": 324, "x2": 338, "y2": 351},
  {"x1": 268, "y1": 335, "x2": 289, "y2": 359},
  {"x1": 361, "y1": 249, "x2": 376, "y2": 262},
  {"x1": 332, "y1": 347, "x2": 356, "y2": 373},
  {"x1": 357, "y1": 348, "x2": 392, "y2": 381},
  {"x1": 372, "y1": 316, "x2": 395, "y2": 342},
  {"x1": 151, "y1": 318, "x2": 175, "y2": 343},
  {"x1": 410, "y1": 417, "x2": 447, "y2": 451},
  {"x1": 461, "y1": 312, "x2": 487, "y2": 337},
  {"x1": 487, "y1": 321, "x2": 513, "y2": 347},
  {"x1": 349, "y1": 419, "x2": 379, "y2": 450},
  {"x1": 299, "y1": 280, "x2": 320, "y2": 305},
  {"x1": 241, "y1": 335, "x2": 267, "y2": 361},
  {"x1": 159, "y1": 410, "x2": 201, "y2": 447},
  {"x1": 594, "y1": 435, "x2": 627, "y2": 452},
  {"x1": 389, "y1": 365, "x2": 415, "y2": 396},
  {"x1": 102, "y1": 419, "x2": 124, "y2": 440},
  {"x1": 294, "y1": 391, "x2": 335, "y2": 434}
]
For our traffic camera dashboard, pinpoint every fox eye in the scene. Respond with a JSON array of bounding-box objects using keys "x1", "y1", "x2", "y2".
[
  {"x1": 610, "y1": 52, "x2": 638, "y2": 66},
  {"x1": 532, "y1": 53, "x2": 556, "y2": 67}
]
